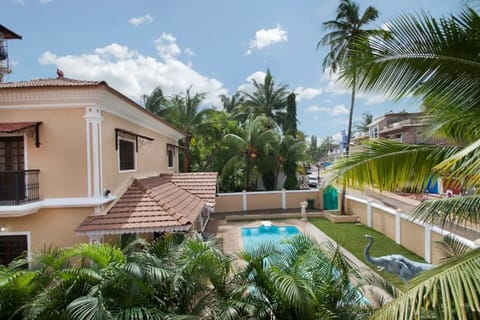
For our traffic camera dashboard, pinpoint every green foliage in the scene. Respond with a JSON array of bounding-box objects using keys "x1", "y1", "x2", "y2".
[
  {"x1": 330, "y1": 3, "x2": 480, "y2": 319},
  {"x1": 0, "y1": 232, "x2": 385, "y2": 319}
]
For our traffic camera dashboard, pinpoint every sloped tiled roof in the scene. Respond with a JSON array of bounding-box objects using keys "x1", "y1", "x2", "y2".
[
  {"x1": 0, "y1": 77, "x2": 104, "y2": 88},
  {"x1": 161, "y1": 172, "x2": 218, "y2": 204},
  {"x1": 76, "y1": 172, "x2": 218, "y2": 236}
]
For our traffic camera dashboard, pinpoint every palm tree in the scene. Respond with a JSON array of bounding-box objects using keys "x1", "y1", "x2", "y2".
[
  {"x1": 159, "y1": 87, "x2": 209, "y2": 172},
  {"x1": 355, "y1": 112, "x2": 373, "y2": 134},
  {"x1": 220, "y1": 92, "x2": 244, "y2": 114},
  {"x1": 235, "y1": 235, "x2": 377, "y2": 319},
  {"x1": 240, "y1": 69, "x2": 290, "y2": 128},
  {"x1": 143, "y1": 86, "x2": 168, "y2": 117},
  {"x1": 331, "y1": 5, "x2": 480, "y2": 319},
  {"x1": 319, "y1": 0, "x2": 383, "y2": 214},
  {"x1": 222, "y1": 115, "x2": 279, "y2": 191}
]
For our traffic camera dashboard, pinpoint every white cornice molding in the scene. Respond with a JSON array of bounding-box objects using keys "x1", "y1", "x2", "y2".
[
  {"x1": 0, "y1": 195, "x2": 117, "y2": 217},
  {"x1": 0, "y1": 86, "x2": 184, "y2": 140}
]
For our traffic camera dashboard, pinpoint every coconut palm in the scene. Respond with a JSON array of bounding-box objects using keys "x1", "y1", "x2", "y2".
[
  {"x1": 222, "y1": 115, "x2": 279, "y2": 191},
  {"x1": 220, "y1": 92, "x2": 244, "y2": 114},
  {"x1": 319, "y1": 0, "x2": 383, "y2": 214},
  {"x1": 239, "y1": 69, "x2": 290, "y2": 128},
  {"x1": 235, "y1": 234, "x2": 377, "y2": 319},
  {"x1": 162, "y1": 87, "x2": 209, "y2": 172},
  {"x1": 355, "y1": 112, "x2": 373, "y2": 134},
  {"x1": 331, "y1": 5, "x2": 480, "y2": 319},
  {"x1": 143, "y1": 86, "x2": 168, "y2": 117}
]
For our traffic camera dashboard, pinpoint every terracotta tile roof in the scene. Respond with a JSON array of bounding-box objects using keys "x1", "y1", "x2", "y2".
[
  {"x1": 0, "y1": 121, "x2": 41, "y2": 133},
  {"x1": 0, "y1": 77, "x2": 104, "y2": 88},
  {"x1": 76, "y1": 172, "x2": 217, "y2": 236},
  {"x1": 161, "y1": 172, "x2": 218, "y2": 204}
]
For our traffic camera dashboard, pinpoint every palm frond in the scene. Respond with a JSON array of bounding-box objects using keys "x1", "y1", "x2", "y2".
[
  {"x1": 410, "y1": 195, "x2": 480, "y2": 227},
  {"x1": 370, "y1": 249, "x2": 480, "y2": 320},
  {"x1": 348, "y1": 8, "x2": 480, "y2": 112},
  {"x1": 330, "y1": 139, "x2": 459, "y2": 192},
  {"x1": 435, "y1": 233, "x2": 473, "y2": 262}
]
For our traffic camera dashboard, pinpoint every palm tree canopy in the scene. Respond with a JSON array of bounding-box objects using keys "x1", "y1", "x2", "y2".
[
  {"x1": 319, "y1": 0, "x2": 381, "y2": 74},
  {"x1": 330, "y1": 5, "x2": 480, "y2": 319},
  {"x1": 240, "y1": 69, "x2": 290, "y2": 126},
  {"x1": 348, "y1": 7, "x2": 480, "y2": 112}
]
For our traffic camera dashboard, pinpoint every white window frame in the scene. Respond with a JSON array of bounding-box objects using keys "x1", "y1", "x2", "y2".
[
  {"x1": 117, "y1": 136, "x2": 137, "y2": 173},
  {"x1": 167, "y1": 146, "x2": 175, "y2": 169}
]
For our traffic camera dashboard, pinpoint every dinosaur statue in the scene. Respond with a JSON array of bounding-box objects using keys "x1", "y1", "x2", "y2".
[{"x1": 363, "y1": 234, "x2": 433, "y2": 282}]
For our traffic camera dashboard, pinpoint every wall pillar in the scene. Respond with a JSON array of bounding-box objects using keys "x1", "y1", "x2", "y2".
[
  {"x1": 84, "y1": 107, "x2": 103, "y2": 201},
  {"x1": 367, "y1": 199, "x2": 372, "y2": 227},
  {"x1": 395, "y1": 209, "x2": 401, "y2": 244},
  {"x1": 242, "y1": 190, "x2": 247, "y2": 212},
  {"x1": 282, "y1": 189, "x2": 286, "y2": 210}
]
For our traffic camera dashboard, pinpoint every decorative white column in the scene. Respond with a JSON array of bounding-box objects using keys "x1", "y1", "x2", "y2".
[
  {"x1": 395, "y1": 209, "x2": 402, "y2": 244},
  {"x1": 282, "y1": 189, "x2": 286, "y2": 210},
  {"x1": 84, "y1": 107, "x2": 103, "y2": 201},
  {"x1": 367, "y1": 199, "x2": 372, "y2": 227}
]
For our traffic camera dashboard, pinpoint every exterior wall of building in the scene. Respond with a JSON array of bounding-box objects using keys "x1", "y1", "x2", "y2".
[
  {"x1": 0, "y1": 207, "x2": 91, "y2": 251},
  {"x1": 0, "y1": 107, "x2": 88, "y2": 198},
  {"x1": 101, "y1": 111, "x2": 178, "y2": 198}
]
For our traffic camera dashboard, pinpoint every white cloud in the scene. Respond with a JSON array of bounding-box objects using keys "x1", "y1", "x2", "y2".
[
  {"x1": 38, "y1": 40, "x2": 227, "y2": 106},
  {"x1": 39, "y1": 0, "x2": 53, "y2": 3},
  {"x1": 324, "y1": 71, "x2": 388, "y2": 105},
  {"x1": 247, "y1": 25, "x2": 287, "y2": 54},
  {"x1": 95, "y1": 43, "x2": 137, "y2": 60},
  {"x1": 13, "y1": 0, "x2": 25, "y2": 4},
  {"x1": 154, "y1": 33, "x2": 181, "y2": 58},
  {"x1": 294, "y1": 86, "x2": 323, "y2": 101},
  {"x1": 184, "y1": 48, "x2": 195, "y2": 56},
  {"x1": 304, "y1": 104, "x2": 348, "y2": 116},
  {"x1": 129, "y1": 14, "x2": 153, "y2": 27},
  {"x1": 237, "y1": 71, "x2": 266, "y2": 93}
]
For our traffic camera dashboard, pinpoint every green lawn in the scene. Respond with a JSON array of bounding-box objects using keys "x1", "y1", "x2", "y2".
[{"x1": 308, "y1": 217, "x2": 428, "y2": 288}]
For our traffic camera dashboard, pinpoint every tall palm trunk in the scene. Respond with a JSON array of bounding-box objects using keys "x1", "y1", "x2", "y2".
[{"x1": 340, "y1": 77, "x2": 356, "y2": 214}]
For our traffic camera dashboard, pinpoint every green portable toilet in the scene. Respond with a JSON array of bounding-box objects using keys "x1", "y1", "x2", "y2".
[{"x1": 323, "y1": 185, "x2": 338, "y2": 210}]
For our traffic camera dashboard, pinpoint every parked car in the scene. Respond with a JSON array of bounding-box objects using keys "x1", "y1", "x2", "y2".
[{"x1": 307, "y1": 175, "x2": 318, "y2": 188}]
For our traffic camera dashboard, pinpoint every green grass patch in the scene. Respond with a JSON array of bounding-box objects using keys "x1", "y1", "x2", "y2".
[{"x1": 309, "y1": 217, "x2": 428, "y2": 288}]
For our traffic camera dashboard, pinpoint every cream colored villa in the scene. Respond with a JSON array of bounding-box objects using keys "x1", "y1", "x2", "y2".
[{"x1": 0, "y1": 75, "x2": 217, "y2": 265}]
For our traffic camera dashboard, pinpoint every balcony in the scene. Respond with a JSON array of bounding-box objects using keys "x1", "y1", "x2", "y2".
[{"x1": 0, "y1": 170, "x2": 40, "y2": 205}]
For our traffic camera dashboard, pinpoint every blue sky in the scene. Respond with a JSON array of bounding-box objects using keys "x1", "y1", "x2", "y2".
[{"x1": 2, "y1": 0, "x2": 459, "y2": 141}]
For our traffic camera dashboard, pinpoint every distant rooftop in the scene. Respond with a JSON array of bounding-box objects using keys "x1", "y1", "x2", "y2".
[
  {"x1": 0, "y1": 24, "x2": 22, "y2": 40},
  {"x1": 0, "y1": 77, "x2": 104, "y2": 88}
]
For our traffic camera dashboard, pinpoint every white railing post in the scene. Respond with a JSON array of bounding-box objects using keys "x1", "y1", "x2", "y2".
[
  {"x1": 367, "y1": 199, "x2": 372, "y2": 227},
  {"x1": 425, "y1": 224, "x2": 432, "y2": 263},
  {"x1": 242, "y1": 190, "x2": 247, "y2": 212},
  {"x1": 395, "y1": 209, "x2": 401, "y2": 244},
  {"x1": 282, "y1": 189, "x2": 286, "y2": 210}
]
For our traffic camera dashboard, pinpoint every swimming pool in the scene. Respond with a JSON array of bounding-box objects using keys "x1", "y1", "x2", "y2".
[{"x1": 241, "y1": 223, "x2": 301, "y2": 250}]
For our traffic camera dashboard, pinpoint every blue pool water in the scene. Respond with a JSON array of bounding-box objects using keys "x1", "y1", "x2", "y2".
[{"x1": 241, "y1": 224, "x2": 301, "y2": 250}]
